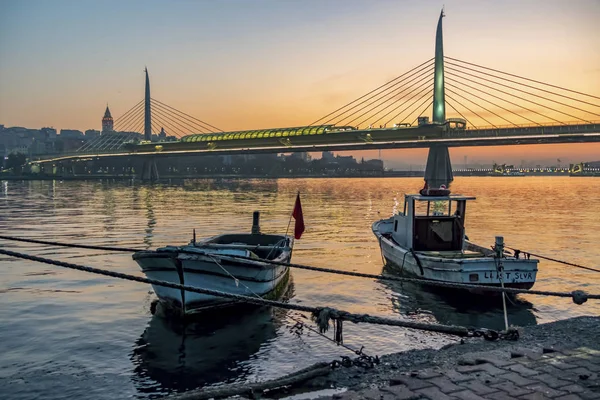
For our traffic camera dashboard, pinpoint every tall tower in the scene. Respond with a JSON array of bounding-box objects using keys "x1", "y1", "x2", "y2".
[
  {"x1": 144, "y1": 67, "x2": 152, "y2": 141},
  {"x1": 102, "y1": 105, "x2": 114, "y2": 133},
  {"x1": 432, "y1": 8, "x2": 446, "y2": 123},
  {"x1": 424, "y1": 9, "x2": 453, "y2": 190}
]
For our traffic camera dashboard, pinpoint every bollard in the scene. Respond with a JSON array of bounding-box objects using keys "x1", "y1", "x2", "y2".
[
  {"x1": 252, "y1": 211, "x2": 261, "y2": 234},
  {"x1": 495, "y1": 236, "x2": 504, "y2": 258}
]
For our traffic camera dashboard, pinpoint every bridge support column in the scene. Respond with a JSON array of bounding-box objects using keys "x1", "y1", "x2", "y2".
[
  {"x1": 140, "y1": 158, "x2": 160, "y2": 181},
  {"x1": 424, "y1": 145, "x2": 453, "y2": 189}
]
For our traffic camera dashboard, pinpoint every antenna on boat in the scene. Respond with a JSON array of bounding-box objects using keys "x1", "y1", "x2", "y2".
[{"x1": 192, "y1": 229, "x2": 196, "y2": 245}]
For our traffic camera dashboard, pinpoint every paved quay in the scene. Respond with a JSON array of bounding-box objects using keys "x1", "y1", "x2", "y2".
[{"x1": 312, "y1": 316, "x2": 600, "y2": 400}]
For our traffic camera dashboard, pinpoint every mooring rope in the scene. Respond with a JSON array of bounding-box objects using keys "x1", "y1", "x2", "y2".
[
  {"x1": 0, "y1": 235, "x2": 141, "y2": 252},
  {"x1": 0, "y1": 247, "x2": 519, "y2": 340},
  {"x1": 198, "y1": 252, "x2": 596, "y2": 303},
  {"x1": 0, "y1": 234, "x2": 598, "y2": 302},
  {"x1": 505, "y1": 245, "x2": 600, "y2": 273}
]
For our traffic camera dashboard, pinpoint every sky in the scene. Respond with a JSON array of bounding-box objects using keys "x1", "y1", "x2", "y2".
[{"x1": 1, "y1": 0, "x2": 599, "y2": 166}]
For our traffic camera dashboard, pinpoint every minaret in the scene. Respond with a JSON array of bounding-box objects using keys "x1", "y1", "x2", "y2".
[
  {"x1": 102, "y1": 105, "x2": 114, "y2": 133},
  {"x1": 144, "y1": 67, "x2": 152, "y2": 141}
]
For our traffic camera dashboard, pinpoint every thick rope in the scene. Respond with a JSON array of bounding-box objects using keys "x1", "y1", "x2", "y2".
[
  {"x1": 506, "y1": 246, "x2": 600, "y2": 273},
  {"x1": 0, "y1": 235, "x2": 142, "y2": 252},
  {"x1": 0, "y1": 248, "x2": 517, "y2": 338},
  {"x1": 0, "y1": 235, "x2": 598, "y2": 301},
  {"x1": 208, "y1": 252, "x2": 597, "y2": 302},
  {"x1": 168, "y1": 362, "x2": 331, "y2": 400}
]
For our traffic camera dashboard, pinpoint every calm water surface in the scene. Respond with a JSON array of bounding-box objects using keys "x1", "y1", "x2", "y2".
[{"x1": 1, "y1": 177, "x2": 599, "y2": 399}]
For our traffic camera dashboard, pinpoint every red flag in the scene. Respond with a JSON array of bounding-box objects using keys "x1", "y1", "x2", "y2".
[{"x1": 292, "y1": 193, "x2": 305, "y2": 239}]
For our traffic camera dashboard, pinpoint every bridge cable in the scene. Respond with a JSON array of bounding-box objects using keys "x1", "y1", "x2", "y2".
[
  {"x1": 351, "y1": 70, "x2": 434, "y2": 128},
  {"x1": 410, "y1": 101, "x2": 434, "y2": 126},
  {"x1": 446, "y1": 90, "x2": 496, "y2": 128},
  {"x1": 151, "y1": 98, "x2": 222, "y2": 133},
  {"x1": 377, "y1": 82, "x2": 434, "y2": 127},
  {"x1": 151, "y1": 98, "x2": 223, "y2": 133},
  {"x1": 79, "y1": 100, "x2": 145, "y2": 152},
  {"x1": 151, "y1": 115, "x2": 187, "y2": 139},
  {"x1": 396, "y1": 89, "x2": 435, "y2": 125},
  {"x1": 445, "y1": 57, "x2": 600, "y2": 106},
  {"x1": 367, "y1": 82, "x2": 433, "y2": 127},
  {"x1": 151, "y1": 104, "x2": 203, "y2": 136},
  {"x1": 308, "y1": 58, "x2": 434, "y2": 126},
  {"x1": 104, "y1": 114, "x2": 145, "y2": 150},
  {"x1": 151, "y1": 100, "x2": 209, "y2": 135},
  {"x1": 150, "y1": 100, "x2": 215, "y2": 135},
  {"x1": 151, "y1": 107, "x2": 193, "y2": 138},
  {"x1": 103, "y1": 121, "x2": 143, "y2": 150},
  {"x1": 322, "y1": 62, "x2": 434, "y2": 127},
  {"x1": 112, "y1": 99, "x2": 145, "y2": 125},
  {"x1": 150, "y1": 98, "x2": 219, "y2": 134},
  {"x1": 446, "y1": 81, "x2": 540, "y2": 126},
  {"x1": 151, "y1": 100, "x2": 211, "y2": 135},
  {"x1": 85, "y1": 102, "x2": 145, "y2": 152},
  {"x1": 343, "y1": 70, "x2": 434, "y2": 127},
  {"x1": 383, "y1": 83, "x2": 436, "y2": 127},
  {"x1": 342, "y1": 67, "x2": 434, "y2": 127},
  {"x1": 446, "y1": 88, "x2": 508, "y2": 128},
  {"x1": 446, "y1": 71, "x2": 593, "y2": 123},
  {"x1": 446, "y1": 99, "x2": 476, "y2": 128},
  {"x1": 112, "y1": 102, "x2": 145, "y2": 132},
  {"x1": 445, "y1": 65, "x2": 600, "y2": 119}
]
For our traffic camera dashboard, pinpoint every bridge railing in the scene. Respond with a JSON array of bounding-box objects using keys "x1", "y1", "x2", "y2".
[{"x1": 465, "y1": 120, "x2": 600, "y2": 131}]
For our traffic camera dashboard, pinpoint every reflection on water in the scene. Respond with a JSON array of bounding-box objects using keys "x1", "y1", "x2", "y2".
[
  {"x1": 144, "y1": 188, "x2": 156, "y2": 249},
  {"x1": 131, "y1": 305, "x2": 288, "y2": 396},
  {"x1": 380, "y1": 266, "x2": 538, "y2": 331},
  {"x1": 0, "y1": 177, "x2": 599, "y2": 399}
]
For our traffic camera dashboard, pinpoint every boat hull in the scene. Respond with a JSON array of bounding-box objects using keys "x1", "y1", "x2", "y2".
[
  {"x1": 373, "y1": 219, "x2": 538, "y2": 292},
  {"x1": 133, "y1": 249, "x2": 291, "y2": 314}
]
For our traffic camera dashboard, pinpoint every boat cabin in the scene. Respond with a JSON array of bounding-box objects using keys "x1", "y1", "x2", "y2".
[{"x1": 391, "y1": 194, "x2": 476, "y2": 252}]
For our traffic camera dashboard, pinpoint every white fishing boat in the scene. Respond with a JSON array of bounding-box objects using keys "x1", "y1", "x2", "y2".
[
  {"x1": 372, "y1": 192, "x2": 538, "y2": 293},
  {"x1": 133, "y1": 211, "x2": 296, "y2": 315}
]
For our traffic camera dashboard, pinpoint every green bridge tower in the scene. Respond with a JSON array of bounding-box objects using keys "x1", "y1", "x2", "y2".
[{"x1": 424, "y1": 9, "x2": 453, "y2": 190}]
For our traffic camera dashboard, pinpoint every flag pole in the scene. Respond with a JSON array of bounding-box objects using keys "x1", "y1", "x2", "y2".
[
  {"x1": 284, "y1": 192, "x2": 298, "y2": 239},
  {"x1": 285, "y1": 192, "x2": 300, "y2": 249}
]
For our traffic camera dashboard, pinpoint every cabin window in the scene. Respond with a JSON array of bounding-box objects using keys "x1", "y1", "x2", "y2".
[
  {"x1": 394, "y1": 220, "x2": 398, "y2": 232},
  {"x1": 411, "y1": 199, "x2": 467, "y2": 252}
]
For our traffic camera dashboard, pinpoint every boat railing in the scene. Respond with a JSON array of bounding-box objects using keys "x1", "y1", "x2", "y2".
[{"x1": 193, "y1": 242, "x2": 288, "y2": 251}]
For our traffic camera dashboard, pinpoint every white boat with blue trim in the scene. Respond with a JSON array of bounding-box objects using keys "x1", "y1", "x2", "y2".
[
  {"x1": 133, "y1": 212, "x2": 293, "y2": 315},
  {"x1": 373, "y1": 193, "x2": 538, "y2": 292}
]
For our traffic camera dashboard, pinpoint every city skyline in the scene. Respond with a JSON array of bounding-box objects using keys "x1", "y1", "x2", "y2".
[{"x1": 1, "y1": 0, "x2": 599, "y2": 164}]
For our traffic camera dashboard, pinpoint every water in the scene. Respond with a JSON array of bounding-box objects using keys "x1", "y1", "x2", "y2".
[{"x1": 0, "y1": 177, "x2": 598, "y2": 399}]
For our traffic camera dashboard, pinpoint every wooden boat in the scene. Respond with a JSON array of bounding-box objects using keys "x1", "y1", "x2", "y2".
[
  {"x1": 133, "y1": 212, "x2": 293, "y2": 315},
  {"x1": 372, "y1": 193, "x2": 538, "y2": 293}
]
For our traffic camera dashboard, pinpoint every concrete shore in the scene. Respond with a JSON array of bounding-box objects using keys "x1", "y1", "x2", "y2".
[{"x1": 304, "y1": 316, "x2": 600, "y2": 400}]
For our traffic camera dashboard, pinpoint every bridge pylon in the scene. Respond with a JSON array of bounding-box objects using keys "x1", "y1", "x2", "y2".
[
  {"x1": 144, "y1": 67, "x2": 152, "y2": 142},
  {"x1": 424, "y1": 9, "x2": 453, "y2": 190},
  {"x1": 140, "y1": 158, "x2": 159, "y2": 181}
]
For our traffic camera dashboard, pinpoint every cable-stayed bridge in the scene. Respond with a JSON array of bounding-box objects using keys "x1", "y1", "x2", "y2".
[{"x1": 31, "y1": 11, "x2": 600, "y2": 181}]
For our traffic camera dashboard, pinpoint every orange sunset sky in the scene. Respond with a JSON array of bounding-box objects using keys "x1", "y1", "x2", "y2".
[{"x1": 0, "y1": 0, "x2": 599, "y2": 167}]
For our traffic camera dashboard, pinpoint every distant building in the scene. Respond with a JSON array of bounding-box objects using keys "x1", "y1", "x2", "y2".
[
  {"x1": 40, "y1": 127, "x2": 57, "y2": 140},
  {"x1": 85, "y1": 129, "x2": 101, "y2": 139},
  {"x1": 59, "y1": 129, "x2": 83, "y2": 139},
  {"x1": 158, "y1": 127, "x2": 167, "y2": 141},
  {"x1": 322, "y1": 151, "x2": 335, "y2": 162},
  {"x1": 102, "y1": 105, "x2": 114, "y2": 133}
]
